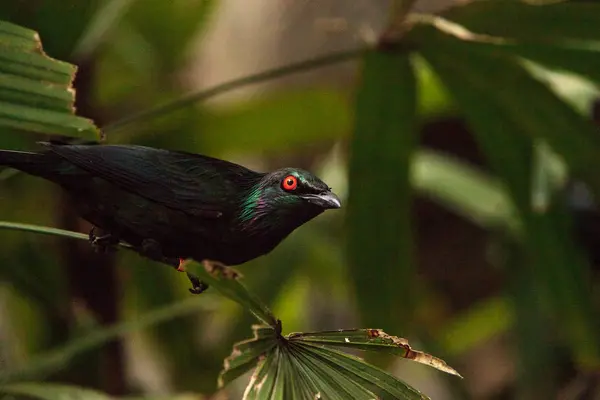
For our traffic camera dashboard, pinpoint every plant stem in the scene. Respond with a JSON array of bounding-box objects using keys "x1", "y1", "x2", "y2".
[
  {"x1": 0, "y1": 221, "x2": 89, "y2": 241},
  {"x1": 0, "y1": 221, "x2": 133, "y2": 248},
  {"x1": 0, "y1": 220, "x2": 278, "y2": 329},
  {"x1": 102, "y1": 48, "x2": 365, "y2": 134}
]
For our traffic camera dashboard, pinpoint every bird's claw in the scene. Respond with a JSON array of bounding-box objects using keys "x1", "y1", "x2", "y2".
[
  {"x1": 202, "y1": 259, "x2": 241, "y2": 280},
  {"x1": 138, "y1": 239, "x2": 207, "y2": 294},
  {"x1": 186, "y1": 272, "x2": 209, "y2": 294},
  {"x1": 89, "y1": 227, "x2": 119, "y2": 253},
  {"x1": 137, "y1": 239, "x2": 213, "y2": 294}
]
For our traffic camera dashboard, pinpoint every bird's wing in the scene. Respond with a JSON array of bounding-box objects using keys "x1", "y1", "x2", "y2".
[{"x1": 46, "y1": 144, "x2": 260, "y2": 218}]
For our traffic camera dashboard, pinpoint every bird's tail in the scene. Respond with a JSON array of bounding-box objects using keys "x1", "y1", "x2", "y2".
[{"x1": 0, "y1": 149, "x2": 47, "y2": 176}]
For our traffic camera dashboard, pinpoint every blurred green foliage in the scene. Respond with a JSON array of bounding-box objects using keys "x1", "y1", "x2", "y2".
[{"x1": 1, "y1": 0, "x2": 600, "y2": 399}]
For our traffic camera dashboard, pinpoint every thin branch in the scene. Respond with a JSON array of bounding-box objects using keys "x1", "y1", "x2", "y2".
[
  {"x1": 0, "y1": 220, "x2": 278, "y2": 328},
  {"x1": 0, "y1": 221, "x2": 89, "y2": 240},
  {"x1": 102, "y1": 48, "x2": 366, "y2": 134},
  {"x1": 0, "y1": 221, "x2": 132, "y2": 249}
]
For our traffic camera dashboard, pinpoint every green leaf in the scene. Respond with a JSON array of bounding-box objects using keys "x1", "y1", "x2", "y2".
[
  {"x1": 498, "y1": 43, "x2": 600, "y2": 87},
  {"x1": 414, "y1": 25, "x2": 600, "y2": 204},
  {"x1": 0, "y1": 218, "x2": 457, "y2": 398},
  {"x1": 121, "y1": 396, "x2": 208, "y2": 400},
  {"x1": 219, "y1": 325, "x2": 278, "y2": 388},
  {"x1": 229, "y1": 225, "x2": 328, "y2": 347},
  {"x1": 288, "y1": 329, "x2": 461, "y2": 377},
  {"x1": 505, "y1": 240, "x2": 556, "y2": 396},
  {"x1": 269, "y1": 347, "x2": 288, "y2": 400},
  {"x1": 0, "y1": 20, "x2": 99, "y2": 139},
  {"x1": 0, "y1": 101, "x2": 97, "y2": 137},
  {"x1": 0, "y1": 48, "x2": 74, "y2": 84},
  {"x1": 413, "y1": 149, "x2": 519, "y2": 234},
  {"x1": 346, "y1": 49, "x2": 417, "y2": 332},
  {"x1": 296, "y1": 343, "x2": 427, "y2": 399},
  {"x1": 287, "y1": 344, "x2": 369, "y2": 400},
  {"x1": 0, "y1": 21, "x2": 39, "y2": 51},
  {"x1": 243, "y1": 346, "x2": 280, "y2": 400},
  {"x1": 0, "y1": 383, "x2": 111, "y2": 400},
  {"x1": 414, "y1": 55, "x2": 455, "y2": 117},
  {"x1": 0, "y1": 220, "x2": 91, "y2": 241},
  {"x1": 443, "y1": 0, "x2": 600, "y2": 42},
  {"x1": 185, "y1": 261, "x2": 279, "y2": 328},
  {"x1": 279, "y1": 346, "x2": 319, "y2": 400},
  {"x1": 416, "y1": 24, "x2": 600, "y2": 367},
  {"x1": 222, "y1": 326, "x2": 459, "y2": 399},
  {"x1": 0, "y1": 73, "x2": 73, "y2": 111}
]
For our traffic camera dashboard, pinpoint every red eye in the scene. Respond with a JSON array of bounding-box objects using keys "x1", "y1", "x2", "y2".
[{"x1": 282, "y1": 175, "x2": 297, "y2": 191}]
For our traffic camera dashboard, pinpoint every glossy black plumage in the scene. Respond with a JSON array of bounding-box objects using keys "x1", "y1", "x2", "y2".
[{"x1": 0, "y1": 143, "x2": 341, "y2": 267}]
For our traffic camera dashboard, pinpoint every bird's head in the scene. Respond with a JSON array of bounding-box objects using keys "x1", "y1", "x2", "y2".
[{"x1": 237, "y1": 168, "x2": 341, "y2": 234}]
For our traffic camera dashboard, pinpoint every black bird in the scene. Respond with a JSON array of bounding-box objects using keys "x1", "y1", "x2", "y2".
[{"x1": 0, "y1": 142, "x2": 341, "y2": 290}]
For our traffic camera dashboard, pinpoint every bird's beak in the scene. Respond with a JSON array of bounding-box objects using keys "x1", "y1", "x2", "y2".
[{"x1": 302, "y1": 192, "x2": 342, "y2": 209}]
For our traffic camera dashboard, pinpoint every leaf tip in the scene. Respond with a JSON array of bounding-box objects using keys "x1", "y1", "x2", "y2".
[{"x1": 406, "y1": 348, "x2": 463, "y2": 378}]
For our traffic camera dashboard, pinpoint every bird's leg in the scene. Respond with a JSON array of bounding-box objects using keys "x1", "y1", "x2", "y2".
[
  {"x1": 202, "y1": 259, "x2": 241, "y2": 280},
  {"x1": 175, "y1": 258, "x2": 188, "y2": 272},
  {"x1": 139, "y1": 238, "x2": 209, "y2": 294},
  {"x1": 89, "y1": 226, "x2": 119, "y2": 253}
]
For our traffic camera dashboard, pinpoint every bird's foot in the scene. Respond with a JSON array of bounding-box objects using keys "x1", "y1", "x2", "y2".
[
  {"x1": 139, "y1": 239, "x2": 209, "y2": 294},
  {"x1": 89, "y1": 227, "x2": 119, "y2": 253},
  {"x1": 186, "y1": 272, "x2": 209, "y2": 295},
  {"x1": 202, "y1": 259, "x2": 241, "y2": 280}
]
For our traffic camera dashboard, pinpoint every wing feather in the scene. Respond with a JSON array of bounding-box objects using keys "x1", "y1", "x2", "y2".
[{"x1": 45, "y1": 144, "x2": 262, "y2": 218}]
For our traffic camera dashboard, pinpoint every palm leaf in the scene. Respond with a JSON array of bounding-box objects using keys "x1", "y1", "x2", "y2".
[
  {"x1": 0, "y1": 20, "x2": 99, "y2": 138},
  {"x1": 220, "y1": 326, "x2": 460, "y2": 400}
]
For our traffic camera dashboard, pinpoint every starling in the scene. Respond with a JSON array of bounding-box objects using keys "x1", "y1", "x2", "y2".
[{"x1": 0, "y1": 142, "x2": 341, "y2": 291}]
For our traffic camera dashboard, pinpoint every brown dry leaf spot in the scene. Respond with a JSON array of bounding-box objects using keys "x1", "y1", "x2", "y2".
[
  {"x1": 367, "y1": 329, "x2": 380, "y2": 338},
  {"x1": 202, "y1": 259, "x2": 242, "y2": 280},
  {"x1": 375, "y1": 330, "x2": 462, "y2": 378}
]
